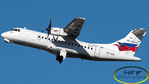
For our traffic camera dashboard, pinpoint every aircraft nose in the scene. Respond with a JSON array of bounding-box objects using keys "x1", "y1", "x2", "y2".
[{"x1": 1, "y1": 32, "x2": 6, "y2": 38}]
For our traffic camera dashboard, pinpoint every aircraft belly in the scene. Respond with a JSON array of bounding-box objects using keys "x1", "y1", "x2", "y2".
[
  {"x1": 66, "y1": 48, "x2": 96, "y2": 60},
  {"x1": 92, "y1": 47, "x2": 140, "y2": 61},
  {"x1": 12, "y1": 39, "x2": 47, "y2": 49}
]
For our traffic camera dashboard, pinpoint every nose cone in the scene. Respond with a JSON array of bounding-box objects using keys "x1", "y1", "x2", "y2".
[
  {"x1": 1, "y1": 33, "x2": 4, "y2": 37},
  {"x1": 1, "y1": 32, "x2": 7, "y2": 38}
]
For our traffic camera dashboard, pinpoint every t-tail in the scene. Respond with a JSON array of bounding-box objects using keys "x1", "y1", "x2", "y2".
[{"x1": 112, "y1": 28, "x2": 147, "y2": 56}]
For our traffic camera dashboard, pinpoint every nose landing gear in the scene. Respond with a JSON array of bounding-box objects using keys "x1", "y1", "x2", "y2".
[{"x1": 4, "y1": 38, "x2": 10, "y2": 43}]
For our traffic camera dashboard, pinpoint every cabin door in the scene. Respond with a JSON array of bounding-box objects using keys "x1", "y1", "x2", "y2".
[{"x1": 94, "y1": 46, "x2": 100, "y2": 57}]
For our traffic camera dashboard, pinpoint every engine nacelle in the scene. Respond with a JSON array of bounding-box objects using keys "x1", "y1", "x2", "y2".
[{"x1": 51, "y1": 27, "x2": 68, "y2": 36}]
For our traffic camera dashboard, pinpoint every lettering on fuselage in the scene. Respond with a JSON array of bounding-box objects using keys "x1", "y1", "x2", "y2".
[
  {"x1": 106, "y1": 51, "x2": 115, "y2": 56},
  {"x1": 53, "y1": 35, "x2": 58, "y2": 41}
]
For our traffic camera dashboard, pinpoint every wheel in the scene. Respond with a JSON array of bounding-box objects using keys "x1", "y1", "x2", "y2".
[{"x1": 56, "y1": 55, "x2": 63, "y2": 64}]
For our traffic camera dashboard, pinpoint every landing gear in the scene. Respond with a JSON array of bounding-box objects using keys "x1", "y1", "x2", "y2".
[
  {"x1": 4, "y1": 38, "x2": 10, "y2": 43},
  {"x1": 56, "y1": 55, "x2": 63, "y2": 64},
  {"x1": 56, "y1": 50, "x2": 67, "y2": 64}
]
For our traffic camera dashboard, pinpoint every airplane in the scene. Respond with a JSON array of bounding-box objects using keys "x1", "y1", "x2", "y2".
[{"x1": 1, "y1": 17, "x2": 147, "y2": 63}]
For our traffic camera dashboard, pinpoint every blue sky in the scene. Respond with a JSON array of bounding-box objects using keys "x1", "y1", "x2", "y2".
[{"x1": 0, "y1": 0, "x2": 149, "y2": 84}]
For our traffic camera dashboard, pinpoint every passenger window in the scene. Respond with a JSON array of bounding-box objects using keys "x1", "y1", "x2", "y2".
[
  {"x1": 78, "y1": 45, "x2": 80, "y2": 47},
  {"x1": 61, "y1": 41, "x2": 64, "y2": 43},
  {"x1": 64, "y1": 42, "x2": 67, "y2": 44}
]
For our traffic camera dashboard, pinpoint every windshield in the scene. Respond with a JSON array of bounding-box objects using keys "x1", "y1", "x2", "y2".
[{"x1": 11, "y1": 29, "x2": 20, "y2": 32}]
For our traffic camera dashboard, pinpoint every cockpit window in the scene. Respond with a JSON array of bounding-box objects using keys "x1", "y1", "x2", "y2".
[
  {"x1": 18, "y1": 29, "x2": 20, "y2": 32},
  {"x1": 11, "y1": 29, "x2": 17, "y2": 31},
  {"x1": 11, "y1": 29, "x2": 20, "y2": 32}
]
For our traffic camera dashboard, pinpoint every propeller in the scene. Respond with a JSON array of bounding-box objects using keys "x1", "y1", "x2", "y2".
[
  {"x1": 46, "y1": 18, "x2": 52, "y2": 38},
  {"x1": 41, "y1": 28, "x2": 44, "y2": 33}
]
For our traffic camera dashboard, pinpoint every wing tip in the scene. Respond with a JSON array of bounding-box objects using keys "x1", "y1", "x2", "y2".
[{"x1": 76, "y1": 17, "x2": 86, "y2": 20}]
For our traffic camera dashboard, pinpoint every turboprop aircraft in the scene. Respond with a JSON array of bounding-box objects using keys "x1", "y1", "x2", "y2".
[{"x1": 1, "y1": 17, "x2": 147, "y2": 63}]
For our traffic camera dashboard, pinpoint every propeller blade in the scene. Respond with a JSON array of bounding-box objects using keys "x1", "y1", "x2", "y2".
[
  {"x1": 46, "y1": 18, "x2": 52, "y2": 38},
  {"x1": 48, "y1": 18, "x2": 52, "y2": 29}
]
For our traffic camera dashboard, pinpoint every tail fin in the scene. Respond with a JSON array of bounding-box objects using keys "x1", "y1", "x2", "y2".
[{"x1": 113, "y1": 28, "x2": 147, "y2": 56}]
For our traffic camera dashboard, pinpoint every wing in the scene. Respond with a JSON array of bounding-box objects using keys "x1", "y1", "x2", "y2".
[{"x1": 64, "y1": 17, "x2": 85, "y2": 39}]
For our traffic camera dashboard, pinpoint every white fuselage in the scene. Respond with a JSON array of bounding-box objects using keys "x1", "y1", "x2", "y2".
[{"x1": 1, "y1": 28, "x2": 141, "y2": 61}]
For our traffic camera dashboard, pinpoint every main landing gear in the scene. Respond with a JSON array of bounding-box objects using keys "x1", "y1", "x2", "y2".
[
  {"x1": 56, "y1": 55, "x2": 63, "y2": 63},
  {"x1": 56, "y1": 50, "x2": 67, "y2": 64}
]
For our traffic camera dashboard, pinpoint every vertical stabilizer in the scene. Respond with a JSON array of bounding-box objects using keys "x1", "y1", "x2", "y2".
[{"x1": 112, "y1": 28, "x2": 146, "y2": 56}]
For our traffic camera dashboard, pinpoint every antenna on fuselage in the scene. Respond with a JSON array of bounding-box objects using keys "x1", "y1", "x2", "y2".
[
  {"x1": 41, "y1": 28, "x2": 44, "y2": 33},
  {"x1": 24, "y1": 27, "x2": 26, "y2": 29}
]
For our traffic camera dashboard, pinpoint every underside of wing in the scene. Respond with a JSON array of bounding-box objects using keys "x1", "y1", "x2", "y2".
[{"x1": 64, "y1": 17, "x2": 85, "y2": 39}]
